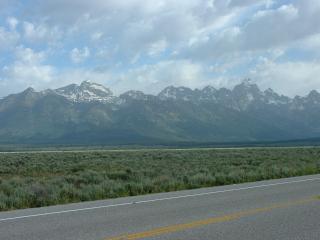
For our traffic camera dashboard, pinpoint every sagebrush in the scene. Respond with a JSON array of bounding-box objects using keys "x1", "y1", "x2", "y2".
[{"x1": 1, "y1": 147, "x2": 320, "y2": 211}]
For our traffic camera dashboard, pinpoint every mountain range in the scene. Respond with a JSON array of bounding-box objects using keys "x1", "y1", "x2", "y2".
[{"x1": 1, "y1": 79, "x2": 320, "y2": 145}]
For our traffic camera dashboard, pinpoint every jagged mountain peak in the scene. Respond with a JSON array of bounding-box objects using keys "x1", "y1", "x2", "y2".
[
  {"x1": 198, "y1": 86, "x2": 217, "y2": 101},
  {"x1": 19, "y1": 87, "x2": 41, "y2": 100},
  {"x1": 79, "y1": 81, "x2": 112, "y2": 94},
  {"x1": 22, "y1": 87, "x2": 36, "y2": 94},
  {"x1": 231, "y1": 80, "x2": 262, "y2": 110},
  {"x1": 264, "y1": 89, "x2": 290, "y2": 105},
  {"x1": 233, "y1": 79, "x2": 260, "y2": 94},
  {"x1": 264, "y1": 88, "x2": 277, "y2": 95},
  {"x1": 122, "y1": 90, "x2": 145, "y2": 96},
  {"x1": 1, "y1": 79, "x2": 320, "y2": 145},
  {"x1": 81, "y1": 80, "x2": 91, "y2": 85},
  {"x1": 54, "y1": 81, "x2": 114, "y2": 103},
  {"x1": 4, "y1": 87, "x2": 40, "y2": 107},
  {"x1": 306, "y1": 90, "x2": 320, "y2": 104},
  {"x1": 161, "y1": 85, "x2": 193, "y2": 92},
  {"x1": 308, "y1": 90, "x2": 320, "y2": 98},
  {"x1": 158, "y1": 86, "x2": 195, "y2": 100},
  {"x1": 202, "y1": 85, "x2": 217, "y2": 93},
  {"x1": 120, "y1": 90, "x2": 151, "y2": 101},
  {"x1": 2, "y1": 80, "x2": 318, "y2": 108},
  {"x1": 238, "y1": 78, "x2": 254, "y2": 86}
]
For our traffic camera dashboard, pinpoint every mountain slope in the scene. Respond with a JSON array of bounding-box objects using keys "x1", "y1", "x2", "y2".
[{"x1": 1, "y1": 80, "x2": 320, "y2": 145}]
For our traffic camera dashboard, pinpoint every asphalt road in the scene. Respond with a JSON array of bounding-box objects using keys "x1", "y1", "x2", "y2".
[
  {"x1": 0, "y1": 174, "x2": 319, "y2": 240},
  {"x1": 0, "y1": 145, "x2": 316, "y2": 154}
]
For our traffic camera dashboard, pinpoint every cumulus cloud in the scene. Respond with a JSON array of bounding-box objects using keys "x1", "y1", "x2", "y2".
[
  {"x1": 70, "y1": 47, "x2": 90, "y2": 64},
  {"x1": 6, "y1": 17, "x2": 18, "y2": 30},
  {"x1": 250, "y1": 60, "x2": 320, "y2": 96},
  {"x1": 186, "y1": 0, "x2": 320, "y2": 60},
  {"x1": 38, "y1": 60, "x2": 209, "y2": 95},
  {"x1": 147, "y1": 39, "x2": 168, "y2": 57},
  {"x1": 22, "y1": 21, "x2": 62, "y2": 45},
  {"x1": 25, "y1": 0, "x2": 248, "y2": 60},
  {"x1": 0, "y1": 46, "x2": 55, "y2": 96},
  {"x1": 0, "y1": 0, "x2": 320, "y2": 97},
  {"x1": 0, "y1": 27, "x2": 19, "y2": 52},
  {"x1": 296, "y1": 34, "x2": 320, "y2": 56},
  {"x1": 91, "y1": 31, "x2": 103, "y2": 41},
  {"x1": 114, "y1": 60, "x2": 208, "y2": 94},
  {"x1": 227, "y1": 0, "x2": 273, "y2": 8}
]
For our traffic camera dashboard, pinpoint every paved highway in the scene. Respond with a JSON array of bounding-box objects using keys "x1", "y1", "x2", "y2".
[
  {"x1": 0, "y1": 145, "x2": 317, "y2": 154},
  {"x1": 0, "y1": 174, "x2": 319, "y2": 240}
]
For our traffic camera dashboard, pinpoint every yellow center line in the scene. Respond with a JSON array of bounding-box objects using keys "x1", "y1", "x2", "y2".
[{"x1": 105, "y1": 196, "x2": 319, "y2": 240}]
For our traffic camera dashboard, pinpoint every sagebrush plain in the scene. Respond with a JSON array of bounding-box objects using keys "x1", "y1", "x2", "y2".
[{"x1": 1, "y1": 147, "x2": 320, "y2": 211}]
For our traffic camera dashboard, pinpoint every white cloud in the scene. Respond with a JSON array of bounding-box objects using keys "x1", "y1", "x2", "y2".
[
  {"x1": 0, "y1": 46, "x2": 55, "y2": 96},
  {"x1": 250, "y1": 60, "x2": 320, "y2": 96},
  {"x1": 148, "y1": 39, "x2": 168, "y2": 57},
  {"x1": 112, "y1": 60, "x2": 209, "y2": 94},
  {"x1": 23, "y1": 21, "x2": 62, "y2": 44},
  {"x1": 23, "y1": 0, "x2": 311, "y2": 63},
  {"x1": 26, "y1": 0, "x2": 250, "y2": 60},
  {"x1": 70, "y1": 47, "x2": 90, "y2": 64},
  {"x1": 1, "y1": 0, "x2": 320, "y2": 97},
  {"x1": 0, "y1": 27, "x2": 19, "y2": 52},
  {"x1": 185, "y1": 0, "x2": 320, "y2": 60},
  {"x1": 42, "y1": 60, "x2": 210, "y2": 95},
  {"x1": 297, "y1": 34, "x2": 320, "y2": 55},
  {"x1": 6, "y1": 17, "x2": 19, "y2": 30},
  {"x1": 23, "y1": 22, "x2": 43, "y2": 40},
  {"x1": 91, "y1": 31, "x2": 103, "y2": 41},
  {"x1": 15, "y1": 46, "x2": 46, "y2": 63},
  {"x1": 228, "y1": 0, "x2": 274, "y2": 8}
]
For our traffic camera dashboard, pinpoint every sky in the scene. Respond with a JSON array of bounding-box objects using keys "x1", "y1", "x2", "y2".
[{"x1": 0, "y1": 0, "x2": 320, "y2": 97}]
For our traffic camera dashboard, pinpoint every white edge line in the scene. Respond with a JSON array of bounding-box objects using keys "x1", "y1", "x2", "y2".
[
  {"x1": 0, "y1": 177, "x2": 319, "y2": 222},
  {"x1": 0, "y1": 146, "x2": 317, "y2": 154}
]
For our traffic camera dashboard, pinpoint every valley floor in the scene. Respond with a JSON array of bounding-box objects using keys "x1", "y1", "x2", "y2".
[{"x1": 0, "y1": 147, "x2": 320, "y2": 211}]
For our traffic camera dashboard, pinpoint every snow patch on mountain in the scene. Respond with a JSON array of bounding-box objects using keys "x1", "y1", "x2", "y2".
[
  {"x1": 54, "y1": 81, "x2": 115, "y2": 103},
  {"x1": 13, "y1": 80, "x2": 319, "y2": 113}
]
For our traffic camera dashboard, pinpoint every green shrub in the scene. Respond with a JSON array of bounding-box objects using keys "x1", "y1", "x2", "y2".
[{"x1": 0, "y1": 147, "x2": 320, "y2": 211}]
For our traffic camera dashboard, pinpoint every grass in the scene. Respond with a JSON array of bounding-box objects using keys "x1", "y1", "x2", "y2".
[{"x1": 0, "y1": 147, "x2": 320, "y2": 211}]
